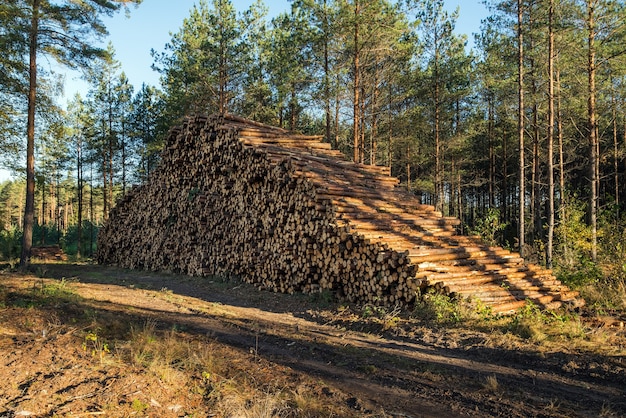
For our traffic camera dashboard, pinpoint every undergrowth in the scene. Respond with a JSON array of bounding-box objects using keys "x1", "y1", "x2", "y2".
[{"x1": 122, "y1": 320, "x2": 355, "y2": 417}]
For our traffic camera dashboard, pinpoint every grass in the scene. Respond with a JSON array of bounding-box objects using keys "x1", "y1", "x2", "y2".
[
  {"x1": 483, "y1": 375, "x2": 499, "y2": 392},
  {"x1": 119, "y1": 320, "x2": 358, "y2": 417},
  {"x1": 580, "y1": 278, "x2": 626, "y2": 312}
]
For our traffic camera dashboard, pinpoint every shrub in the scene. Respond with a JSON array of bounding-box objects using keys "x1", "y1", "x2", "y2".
[
  {"x1": 468, "y1": 208, "x2": 507, "y2": 247},
  {"x1": 413, "y1": 291, "x2": 465, "y2": 324},
  {"x1": 0, "y1": 226, "x2": 21, "y2": 261}
]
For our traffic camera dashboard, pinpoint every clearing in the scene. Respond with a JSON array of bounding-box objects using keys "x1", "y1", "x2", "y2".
[{"x1": 0, "y1": 263, "x2": 624, "y2": 417}]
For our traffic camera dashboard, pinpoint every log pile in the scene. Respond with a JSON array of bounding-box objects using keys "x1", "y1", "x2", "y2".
[
  {"x1": 31, "y1": 245, "x2": 67, "y2": 261},
  {"x1": 97, "y1": 113, "x2": 584, "y2": 314}
]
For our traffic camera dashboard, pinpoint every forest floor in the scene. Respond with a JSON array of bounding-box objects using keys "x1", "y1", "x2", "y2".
[{"x1": 0, "y1": 263, "x2": 625, "y2": 417}]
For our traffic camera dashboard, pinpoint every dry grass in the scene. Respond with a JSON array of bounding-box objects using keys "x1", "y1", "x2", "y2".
[
  {"x1": 483, "y1": 375, "x2": 499, "y2": 392},
  {"x1": 581, "y1": 278, "x2": 626, "y2": 311},
  {"x1": 121, "y1": 320, "x2": 356, "y2": 417}
]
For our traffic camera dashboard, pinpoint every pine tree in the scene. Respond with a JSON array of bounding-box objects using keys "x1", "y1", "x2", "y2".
[
  {"x1": 153, "y1": 0, "x2": 249, "y2": 125},
  {"x1": 10, "y1": 0, "x2": 141, "y2": 270}
]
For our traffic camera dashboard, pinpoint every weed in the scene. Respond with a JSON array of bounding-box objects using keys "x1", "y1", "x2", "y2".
[
  {"x1": 543, "y1": 398, "x2": 561, "y2": 412},
  {"x1": 504, "y1": 300, "x2": 590, "y2": 346},
  {"x1": 308, "y1": 289, "x2": 335, "y2": 307},
  {"x1": 599, "y1": 403, "x2": 618, "y2": 417},
  {"x1": 35, "y1": 266, "x2": 48, "y2": 278},
  {"x1": 357, "y1": 364, "x2": 377, "y2": 375},
  {"x1": 467, "y1": 297, "x2": 494, "y2": 320},
  {"x1": 38, "y1": 278, "x2": 75, "y2": 299},
  {"x1": 187, "y1": 187, "x2": 201, "y2": 202},
  {"x1": 131, "y1": 398, "x2": 149, "y2": 412},
  {"x1": 359, "y1": 303, "x2": 403, "y2": 331},
  {"x1": 581, "y1": 278, "x2": 626, "y2": 311},
  {"x1": 508, "y1": 301, "x2": 548, "y2": 341},
  {"x1": 220, "y1": 390, "x2": 288, "y2": 418},
  {"x1": 159, "y1": 286, "x2": 175, "y2": 303},
  {"x1": 83, "y1": 330, "x2": 110, "y2": 362},
  {"x1": 483, "y1": 374, "x2": 499, "y2": 392}
]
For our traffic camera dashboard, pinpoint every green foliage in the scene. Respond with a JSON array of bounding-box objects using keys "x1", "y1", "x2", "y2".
[
  {"x1": 557, "y1": 258, "x2": 603, "y2": 289},
  {"x1": 187, "y1": 187, "x2": 200, "y2": 202},
  {"x1": 131, "y1": 399, "x2": 149, "y2": 413},
  {"x1": 83, "y1": 329, "x2": 111, "y2": 362},
  {"x1": 36, "y1": 278, "x2": 76, "y2": 300},
  {"x1": 597, "y1": 207, "x2": 626, "y2": 282},
  {"x1": 0, "y1": 278, "x2": 78, "y2": 310},
  {"x1": 506, "y1": 300, "x2": 585, "y2": 342},
  {"x1": 468, "y1": 208, "x2": 507, "y2": 247},
  {"x1": 153, "y1": 0, "x2": 252, "y2": 122},
  {"x1": 62, "y1": 222, "x2": 99, "y2": 257},
  {"x1": 507, "y1": 300, "x2": 548, "y2": 341},
  {"x1": 308, "y1": 288, "x2": 334, "y2": 307},
  {"x1": 0, "y1": 226, "x2": 21, "y2": 261},
  {"x1": 553, "y1": 197, "x2": 600, "y2": 287},
  {"x1": 413, "y1": 291, "x2": 464, "y2": 324},
  {"x1": 551, "y1": 197, "x2": 626, "y2": 289}
]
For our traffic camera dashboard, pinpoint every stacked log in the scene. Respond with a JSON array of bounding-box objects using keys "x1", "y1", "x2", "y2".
[
  {"x1": 31, "y1": 245, "x2": 67, "y2": 261},
  {"x1": 97, "y1": 113, "x2": 584, "y2": 313}
]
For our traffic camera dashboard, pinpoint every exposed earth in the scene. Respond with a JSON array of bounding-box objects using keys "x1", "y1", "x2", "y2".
[{"x1": 0, "y1": 263, "x2": 625, "y2": 417}]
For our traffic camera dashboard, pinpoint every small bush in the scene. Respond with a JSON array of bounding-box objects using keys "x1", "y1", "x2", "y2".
[
  {"x1": 468, "y1": 208, "x2": 508, "y2": 247},
  {"x1": 556, "y1": 257, "x2": 603, "y2": 288},
  {"x1": 0, "y1": 226, "x2": 21, "y2": 261},
  {"x1": 508, "y1": 301, "x2": 548, "y2": 341},
  {"x1": 413, "y1": 291, "x2": 465, "y2": 324}
]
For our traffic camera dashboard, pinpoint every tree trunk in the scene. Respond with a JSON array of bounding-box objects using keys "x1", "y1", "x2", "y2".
[
  {"x1": 387, "y1": 89, "x2": 393, "y2": 169},
  {"x1": 503, "y1": 122, "x2": 509, "y2": 225},
  {"x1": 353, "y1": 0, "x2": 360, "y2": 163},
  {"x1": 290, "y1": 87, "x2": 297, "y2": 131},
  {"x1": 546, "y1": 0, "x2": 555, "y2": 268},
  {"x1": 611, "y1": 78, "x2": 619, "y2": 211},
  {"x1": 323, "y1": 0, "x2": 332, "y2": 147},
  {"x1": 406, "y1": 143, "x2": 411, "y2": 191},
  {"x1": 90, "y1": 162, "x2": 95, "y2": 257},
  {"x1": 40, "y1": 179, "x2": 45, "y2": 245},
  {"x1": 517, "y1": 0, "x2": 526, "y2": 258},
  {"x1": 488, "y1": 94, "x2": 495, "y2": 208},
  {"x1": 107, "y1": 124, "x2": 114, "y2": 220},
  {"x1": 122, "y1": 118, "x2": 127, "y2": 197},
  {"x1": 434, "y1": 30, "x2": 442, "y2": 214},
  {"x1": 557, "y1": 67, "x2": 565, "y2": 207},
  {"x1": 587, "y1": 0, "x2": 598, "y2": 262},
  {"x1": 529, "y1": 5, "x2": 541, "y2": 245},
  {"x1": 370, "y1": 64, "x2": 379, "y2": 166},
  {"x1": 19, "y1": 0, "x2": 40, "y2": 271},
  {"x1": 334, "y1": 88, "x2": 340, "y2": 148},
  {"x1": 77, "y1": 138, "x2": 83, "y2": 259},
  {"x1": 360, "y1": 85, "x2": 366, "y2": 163},
  {"x1": 531, "y1": 100, "x2": 540, "y2": 243}
]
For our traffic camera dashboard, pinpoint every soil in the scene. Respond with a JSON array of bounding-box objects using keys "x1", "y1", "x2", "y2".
[{"x1": 1, "y1": 263, "x2": 625, "y2": 417}]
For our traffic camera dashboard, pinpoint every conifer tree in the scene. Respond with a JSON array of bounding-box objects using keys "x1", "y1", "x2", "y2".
[{"x1": 10, "y1": 0, "x2": 141, "y2": 269}]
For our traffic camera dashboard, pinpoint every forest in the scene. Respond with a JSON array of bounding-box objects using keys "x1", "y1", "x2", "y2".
[{"x1": 1, "y1": 0, "x2": 626, "y2": 309}]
